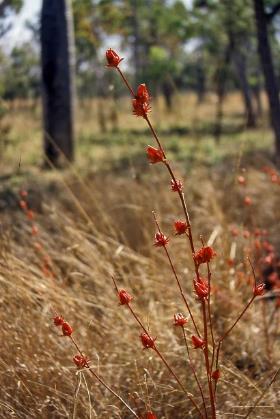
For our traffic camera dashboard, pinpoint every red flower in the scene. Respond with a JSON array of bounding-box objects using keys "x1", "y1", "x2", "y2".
[
  {"x1": 53, "y1": 315, "x2": 64, "y2": 326},
  {"x1": 136, "y1": 84, "x2": 150, "y2": 104},
  {"x1": 174, "y1": 313, "x2": 188, "y2": 327},
  {"x1": 106, "y1": 48, "x2": 123, "y2": 67},
  {"x1": 145, "y1": 412, "x2": 157, "y2": 419},
  {"x1": 73, "y1": 354, "x2": 89, "y2": 369},
  {"x1": 238, "y1": 175, "x2": 246, "y2": 185},
  {"x1": 147, "y1": 146, "x2": 164, "y2": 164},
  {"x1": 132, "y1": 98, "x2": 151, "y2": 117},
  {"x1": 154, "y1": 232, "x2": 169, "y2": 247},
  {"x1": 192, "y1": 335, "x2": 205, "y2": 349},
  {"x1": 212, "y1": 369, "x2": 221, "y2": 381},
  {"x1": 62, "y1": 321, "x2": 73, "y2": 336},
  {"x1": 171, "y1": 179, "x2": 183, "y2": 192},
  {"x1": 193, "y1": 246, "x2": 216, "y2": 265},
  {"x1": 244, "y1": 196, "x2": 252, "y2": 206},
  {"x1": 174, "y1": 220, "x2": 188, "y2": 235},
  {"x1": 140, "y1": 332, "x2": 156, "y2": 349},
  {"x1": 118, "y1": 289, "x2": 133, "y2": 305},
  {"x1": 193, "y1": 277, "x2": 209, "y2": 299},
  {"x1": 254, "y1": 283, "x2": 265, "y2": 296}
]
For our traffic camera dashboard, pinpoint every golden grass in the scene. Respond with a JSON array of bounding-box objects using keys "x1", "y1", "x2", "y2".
[{"x1": 0, "y1": 93, "x2": 280, "y2": 418}]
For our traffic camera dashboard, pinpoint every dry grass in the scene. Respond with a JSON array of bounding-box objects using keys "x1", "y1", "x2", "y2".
[{"x1": 0, "y1": 94, "x2": 280, "y2": 418}]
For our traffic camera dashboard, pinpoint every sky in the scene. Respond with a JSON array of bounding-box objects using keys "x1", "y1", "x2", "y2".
[{"x1": 4, "y1": 0, "x2": 192, "y2": 49}]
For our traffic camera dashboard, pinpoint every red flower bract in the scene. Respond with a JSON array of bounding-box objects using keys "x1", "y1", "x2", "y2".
[
  {"x1": 147, "y1": 146, "x2": 164, "y2": 164},
  {"x1": 254, "y1": 283, "x2": 265, "y2": 296},
  {"x1": 73, "y1": 354, "x2": 89, "y2": 369},
  {"x1": 132, "y1": 98, "x2": 151, "y2": 117},
  {"x1": 145, "y1": 412, "x2": 157, "y2": 419},
  {"x1": 193, "y1": 277, "x2": 209, "y2": 299},
  {"x1": 174, "y1": 313, "x2": 188, "y2": 327},
  {"x1": 171, "y1": 179, "x2": 183, "y2": 192},
  {"x1": 53, "y1": 315, "x2": 64, "y2": 327},
  {"x1": 193, "y1": 246, "x2": 216, "y2": 265},
  {"x1": 140, "y1": 332, "x2": 156, "y2": 349},
  {"x1": 212, "y1": 369, "x2": 221, "y2": 381},
  {"x1": 154, "y1": 232, "x2": 169, "y2": 247},
  {"x1": 106, "y1": 48, "x2": 123, "y2": 67},
  {"x1": 118, "y1": 289, "x2": 133, "y2": 305},
  {"x1": 174, "y1": 220, "x2": 188, "y2": 235},
  {"x1": 136, "y1": 83, "x2": 150, "y2": 104},
  {"x1": 192, "y1": 335, "x2": 205, "y2": 349},
  {"x1": 62, "y1": 321, "x2": 73, "y2": 336}
]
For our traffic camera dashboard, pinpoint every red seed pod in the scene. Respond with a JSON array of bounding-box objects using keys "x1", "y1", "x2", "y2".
[
  {"x1": 171, "y1": 179, "x2": 183, "y2": 192},
  {"x1": 146, "y1": 146, "x2": 164, "y2": 164},
  {"x1": 154, "y1": 232, "x2": 169, "y2": 247},
  {"x1": 53, "y1": 315, "x2": 64, "y2": 327},
  {"x1": 62, "y1": 321, "x2": 73, "y2": 336},
  {"x1": 132, "y1": 98, "x2": 151, "y2": 117},
  {"x1": 105, "y1": 48, "x2": 123, "y2": 67},
  {"x1": 73, "y1": 354, "x2": 89, "y2": 369},
  {"x1": 212, "y1": 369, "x2": 221, "y2": 381},
  {"x1": 174, "y1": 313, "x2": 188, "y2": 327},
  {"x1": 193, "y1": 246, "x2": 216, "y2": 265},
  {"x1": 118, "y1": 289, "x2": 133, "y2": 305},
  {"x1": 254, "y1": 283, "x2": 265, "y2": 296},
  {"x1": 140, "y1": 332, "x2": 156, "y2": 349},
  {"x1": 136, "y1": 83, "x2": 150, "y2": 104},
  {"x1": 174, "y1": 220, "x2": 188, "y2": 235},
  {"x1": 192, "y1": 335, "x2": 205, "y2": 349},
  {"x1": 145, "y1": 412, "x2": 157, "y2": 419},
  {"x1": 193, "y1": 277, "x2": 209, "y2": 299}
]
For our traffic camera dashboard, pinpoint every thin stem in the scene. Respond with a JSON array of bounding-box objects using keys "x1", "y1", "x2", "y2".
[
  {"x1": 69, "y1": 336, "x2": 140, "y2": 419},
  {"x1": 126, "y1": 304, "x2": 204, "y2": 418},
  {"x1": 116, "y1": 67, "x2": 135, "y2": 97},
  {"x1": 182, "y1": 327, "x2": 208, "y2": 418},
  {"x1": 243, "y1": 367, "x2": 280, "y2": 419},
  {"x1": 206, "y1": 262, "x2": 215, "y2": 373},
  {"x1": 202, "y1": 301, "x2": 216, "y2": 419},
  {"x1": 219, "y1": 295, "x2": 255, "y2": 343}
]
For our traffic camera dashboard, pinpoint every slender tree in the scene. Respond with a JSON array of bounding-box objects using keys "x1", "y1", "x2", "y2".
[
  {"x1": 253, "y1": 0, "x2": 280, "y2": 160},
  {"x1": 41, "y1": 0, "x2": 76, "y2": 165}
]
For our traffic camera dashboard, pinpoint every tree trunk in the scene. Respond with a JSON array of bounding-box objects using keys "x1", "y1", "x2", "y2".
[
  {"x1": 41, "y1": 0, "x2": 76, "y2": 165},
  {"x1": 233, "y1": 51, "x2": 256, "y2": 128},
  {"x1": 253, "y1": 0, "x2": 280, "y2": 160}
]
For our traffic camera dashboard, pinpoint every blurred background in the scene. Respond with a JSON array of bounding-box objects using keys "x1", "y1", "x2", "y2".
[{"x1": 1, "y1": 0, "x2": 280, "y2": 171}]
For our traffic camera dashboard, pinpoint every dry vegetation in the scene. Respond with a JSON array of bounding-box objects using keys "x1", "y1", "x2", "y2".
[{"x1": 0, "y1": 94, "x2": 280, "y2": 418}]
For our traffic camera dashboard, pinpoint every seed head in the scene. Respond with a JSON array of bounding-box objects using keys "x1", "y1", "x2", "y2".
[
  {"x1": 174, "y1": 313, "x2": 188, "y2": 327},
  {"x1": 146, "y1": 146, "x2": 164, "y2": 164},
  {"x1": 171, "y1": 179, "x2": 183, "y2": 192},
  {"x1": 154, "y1": 232, "x2": 169, "y2": 247},
  {"x1": 174, "y1": 220, "x2": 188, "y2": 235},
  {"x1": 132, "y1": 98, "x2": 151, "y2": 117},
  {"x1": 62, "y1": 321, "x2": 73, "y2": 336},
  {"x1": 192, "y1": 335, "x2": 205, "y2": 349},
  {"x1": 140, "y1": 332, "x2": 156, "y2": 349},
  {"x1": 193, "y1": 246, "x2": 216, "y2": 265},
  {"x1": 106, "y1": 48, "x2": 123, "y2": 67},
  {"x1": 193, "y1": 277, "x2": 209, "y2": 299},
  {"x1": 212, "y1": 369, "x2": 221, "y2": 381},
  {"x1": 118, "y1": 289, "x2": 133, "y2": 305},
  {"x1": 53, "y1": 315, "x2": 64, "y2": 327},
  {"x1": 136, "y1": 83, "x2": 150, "y2": 105},
  {"x1": 73, "y1": 354, "x2": 89, "y2": 369},
  {"x1": 254, "y1": 283, "x2": 265, "y2": 296}
]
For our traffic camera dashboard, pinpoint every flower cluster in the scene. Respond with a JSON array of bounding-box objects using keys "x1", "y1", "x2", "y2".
[
  {"x1": 193, "y1": 246, "x2": 216, "y2": 266},
  {"x1": 174, "y1": 313, "x2": 188, "y2": 327},
  {"x1": 140, "y1": 333, "x2": 157, "y2": 349},
  {"x1": 154, "y1": 232, "x2": 169, "y2": 247},
  {"x1": 193, "y1": 277, "x2": 209, "y2": 300},
  {"x1": 73, "y1": 354, "x2": 89, "y2": 369},
  {"x1": 133, "y1": 84, "x2": 151, "y2": 118}
]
